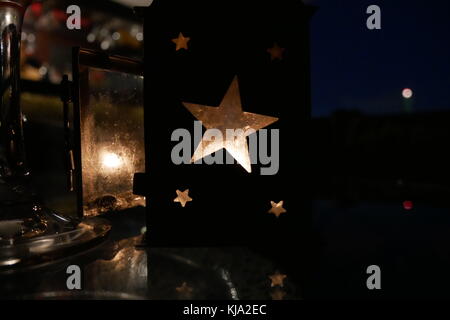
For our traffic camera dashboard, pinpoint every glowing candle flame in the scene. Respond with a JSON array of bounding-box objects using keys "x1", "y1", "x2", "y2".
[{"x1": 102, "y1": 152, "x2": 122, "y2": 169}]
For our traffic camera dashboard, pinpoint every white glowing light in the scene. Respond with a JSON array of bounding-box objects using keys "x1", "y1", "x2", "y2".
[
  {"x1": 402, "y1": 88, "x2": 413, "y2": 99},
  {"x1": 38, "y1": 66, "x2": 47, "y2": 76},
  {"x1": 100, "y1": 28, "x2": 108, "y2": 37},
  {"x1": 102, "y1": 152, "x2": 122, "y2": 169},
  {"x1": 4, "y1": 13, "x2": 12, "y2": 25},
  {"x1": 27, "y1": 33, "x2": 36, "y2": 43},
  {"x1": 130, "y1": 25, "x2": 139, "y2": 37},
  {"x1": 101, "y1": 40, "x2": 110, "y2": 50},
  {"x1": 112, "y1": 32, "x2": 121, "y2": 41},
  {"x1": 87, "y1": 33, "x2": 96, "y2": 43},
  {"x1": 0, "y1": 258, "x2": 21, "y2": 267},
  {"x1": 136, "y1": 32, "x2": 143, "y2": 42}
]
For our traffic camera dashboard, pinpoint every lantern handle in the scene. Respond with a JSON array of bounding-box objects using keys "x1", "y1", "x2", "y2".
[{"x1": 60, "y1": 75, "x2": 75, "y2": 193}]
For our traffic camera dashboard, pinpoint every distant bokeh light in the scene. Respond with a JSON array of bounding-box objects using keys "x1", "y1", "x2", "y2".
[
  {"x1": 403, "y1": 200, "x2": 413, "y2": 210},
  {"x1": 402, "y1": 88, "x2": 413, "y2": 99}
]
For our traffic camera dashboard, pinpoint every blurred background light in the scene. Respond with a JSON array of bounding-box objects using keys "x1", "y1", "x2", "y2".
[{"x1": 402, "y1": 88, "x2": 413, "y2": 99}]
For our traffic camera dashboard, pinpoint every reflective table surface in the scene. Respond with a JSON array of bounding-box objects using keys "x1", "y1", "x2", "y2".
[{"x1": 0, "y1": 208, "x2": 302, "y2": 300}]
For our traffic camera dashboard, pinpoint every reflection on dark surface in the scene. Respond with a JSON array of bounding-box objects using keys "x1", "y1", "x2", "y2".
[
  {"x1": 0, "y1": 217, "x2": 110, "y2": 274},
  {"x1": 310, "y1": 200, "x2": 450, "y2": 299},
  {"x1": 0, "y1": 209, "x2": 302, "y2": 300},
  {"x1": 83, "y1": 237, "x2": 148, "y2": 296}
]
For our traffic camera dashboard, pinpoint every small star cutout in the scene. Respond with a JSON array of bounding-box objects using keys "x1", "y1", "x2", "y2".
[
  {"x1": 174, "y1": 189, "x2": 192, "y2": 207},
  {"x1": 270, "y1": 288, "x2": 286, "y2": 300},
  {"x1": 172, "y1": 32, "x2": 190, "y2": 51},
  {"x1": 176, "y1": 282, "x2": 193, "y2": 299},
  {"x1": 268, "y1": 200, "x2": 286, "y2": 218},
  {"x1": 267, "y1": 43, "x2": 285, "y2": 61},
  {"x1": 269, "y1": 272, "x2": 287, "y2": 287}
]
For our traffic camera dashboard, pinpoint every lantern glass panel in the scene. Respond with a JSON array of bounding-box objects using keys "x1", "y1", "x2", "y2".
[{"x1": 77, "y1": 57, "x2": 144, "y2": 216}]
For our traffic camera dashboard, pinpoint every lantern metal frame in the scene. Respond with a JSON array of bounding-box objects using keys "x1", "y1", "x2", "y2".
[{"x1": 69, "y1": 47, "x2": 144, "y2": 218}]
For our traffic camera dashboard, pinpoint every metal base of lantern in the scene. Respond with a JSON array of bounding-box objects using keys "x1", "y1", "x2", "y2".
[{"x1": 0, "y1": 216, "x2": 111, "y2": 275}]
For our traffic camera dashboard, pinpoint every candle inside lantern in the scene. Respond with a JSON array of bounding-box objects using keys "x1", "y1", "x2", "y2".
[{"x1": 101, "y1": 152, "x2": 123, "y2": 169}]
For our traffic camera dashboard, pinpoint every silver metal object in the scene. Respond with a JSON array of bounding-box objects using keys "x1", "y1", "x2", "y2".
[
  {"x1": 0, "y1": 0, "x2": 32, "y2": 178},
  {"x1": 0, "y1": 2, "x2": 109, "y2": 267},
  {"x1": 0, "y1": 217, "x2": 111, "y2": 274}
]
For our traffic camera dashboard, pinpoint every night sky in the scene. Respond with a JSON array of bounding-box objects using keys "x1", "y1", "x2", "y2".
[{"x1": 307, "y1": 0, "x2": 450, "y2": 117}]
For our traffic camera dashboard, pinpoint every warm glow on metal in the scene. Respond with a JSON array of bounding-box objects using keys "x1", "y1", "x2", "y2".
[{"x1": 0, "y1": 258, "x2": 21, "y2": 267}]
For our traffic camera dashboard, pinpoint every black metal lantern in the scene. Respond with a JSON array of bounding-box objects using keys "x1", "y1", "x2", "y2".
[{"x1": 138, "y1": 0, "x2": 314, "y2": 254}]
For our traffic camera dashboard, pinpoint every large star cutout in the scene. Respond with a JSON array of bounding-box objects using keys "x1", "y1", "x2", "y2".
[
  {"x1": 267, "y1": 43, "x2": 285, "y2": 61},
  {"x1": 268, "y1": 200, "x2": 286, "y2": 217},
  {"x1": 172, "y1": 32, "x2": 190, "y2": 51},
  {"x1": 174, "y1": 189, "x2": 192, "y2": 207},
  {"x1": 182, "y1": 76, "x2": 278, "y2": 173}
]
